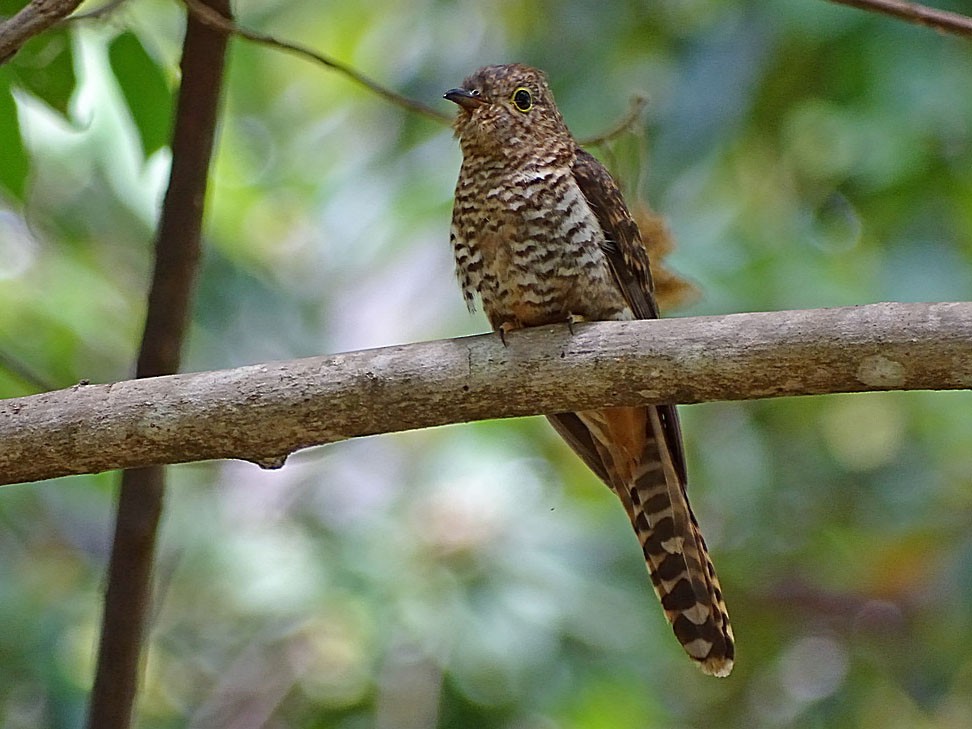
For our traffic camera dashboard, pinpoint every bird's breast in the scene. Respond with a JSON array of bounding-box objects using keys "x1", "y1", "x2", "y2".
[{"x1": 451, "y1": 162, "x2": 632, "y2": 329}]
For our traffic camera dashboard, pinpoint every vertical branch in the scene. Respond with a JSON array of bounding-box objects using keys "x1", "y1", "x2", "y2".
[{"x1": 85, "y1": 1, "x2": 231, "y2": 727}]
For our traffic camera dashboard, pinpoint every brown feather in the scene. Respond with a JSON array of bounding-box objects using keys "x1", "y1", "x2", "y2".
[{"x1": 448, "y1": 64, "x2": 734, "y2": 676}]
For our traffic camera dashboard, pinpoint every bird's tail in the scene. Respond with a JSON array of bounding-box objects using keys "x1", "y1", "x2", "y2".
[{"x1": 572, "y1": 406, "x2": 734, "y2": 677}]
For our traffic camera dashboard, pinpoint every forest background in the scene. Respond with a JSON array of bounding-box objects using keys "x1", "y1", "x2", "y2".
[{"x1": 1, "y1": 1, "x2": 971, "y2": 727}]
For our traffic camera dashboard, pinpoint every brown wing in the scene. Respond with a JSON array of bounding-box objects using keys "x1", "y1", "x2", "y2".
[
  {"x1": 571, "y1": 149, "x2": 658, "y2": 318},
  {"x1": 567, "y1": 148, "x2": 686, "y2": 483}
]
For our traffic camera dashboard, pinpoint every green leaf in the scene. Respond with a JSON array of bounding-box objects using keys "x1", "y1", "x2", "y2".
[
  {"x1": 0, "y1": 27, "x2": 76, "y2": 116},
  {"x1": 0, "y1": 83, "x2": 28, "y2": 199},
  {"x1": 109, "y1": 32, "x2": 173, "y2": 157}
]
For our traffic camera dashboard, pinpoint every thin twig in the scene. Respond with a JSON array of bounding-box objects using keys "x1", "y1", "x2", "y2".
[
  {"x1": 579, "y1": 94, "x2": 648, "y2": 147},
  {"x1": 66, "y1": 0, "x2": 129, "y2": 22},
  {"x1": 827, "y1": 0, "x2": 972, "y2": 38},
  {"x1": 0, "y1": 0, "x2": 83, "y2": 63},
  {"x1": 181, "y1": 0, "x2": 452, "y2": 124},
  {"x1": 181, "y1": 0, "x2": 650, "y2": 136},
  {"x1": 0, "y1": 350, "x2": 55, "y2": 393}
]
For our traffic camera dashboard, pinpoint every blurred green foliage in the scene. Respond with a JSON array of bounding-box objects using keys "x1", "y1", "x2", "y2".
[{"x1": 1, "y1": 1, "x2": 972, "y2": 728}]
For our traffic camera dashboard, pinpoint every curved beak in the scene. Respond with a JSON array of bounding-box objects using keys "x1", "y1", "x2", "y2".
[{"x1": 444, "y1": 88, "x2": 488, "y2": 111}]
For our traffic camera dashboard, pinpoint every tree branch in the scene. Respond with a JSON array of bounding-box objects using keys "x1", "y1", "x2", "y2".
[
  {"x1": 0, "y1": 0, "x2": 83, "y2": 63},
  {"x1": 578, "y1": 94, "x2": 647, "y2": 147},
  {"x1": 178, "y1": 0, "x2": 649, "y2": 141},
  {"x1": 85, "y1": 0, "x2": 230, "y2": 727},
  {"x1": 0, "y1": 349, "x2": 55, "y2": 392},
  {"x1": 827, "y1": 0, "x2": 972, "y2": 38},
  {"x1": 65, "y1": 0, "x2": 129, "y2": 22},
  {"x1": 1, "y1": 302, "x2": 969, "y2": 488},
  {"x1": 180, "y1": 0, "x2": 452, "y2": 124}
]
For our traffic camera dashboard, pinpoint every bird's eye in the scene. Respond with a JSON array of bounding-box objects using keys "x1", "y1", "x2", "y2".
[{"x1": 511, "y1": 87, "x2": 533, "y2": 112}]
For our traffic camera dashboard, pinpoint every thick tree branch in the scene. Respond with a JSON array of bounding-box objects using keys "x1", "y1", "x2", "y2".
[
  {"x1": 1, "y1": 302, "x2": 969, "y2": 488},
  {"x1": 827, "y1": 0, "x2": 972, "y2": 38},
  {"x1": 85, "y1": 1, "x2": 230, "y2": 728},
  {"x1": 0, "y1": 0, "x2": 83, "y2": 63}
]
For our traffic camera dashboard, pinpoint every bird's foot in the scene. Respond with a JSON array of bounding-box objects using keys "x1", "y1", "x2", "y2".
[
  {"x1": 497, "y1": 320, "x2": 521, "y2": 347},
  {"x1": 565, "y1": 312, "x2": 586, "y2": 335}
]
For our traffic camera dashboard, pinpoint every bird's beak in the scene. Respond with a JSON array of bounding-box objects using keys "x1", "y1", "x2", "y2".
[{"x1": 444, "y1": 88, "x2": 488, "y2": 111}]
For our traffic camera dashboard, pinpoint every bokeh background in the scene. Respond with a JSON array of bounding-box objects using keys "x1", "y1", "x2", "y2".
[{"x1": 2, "y1": 1, "x2": 972, "y2": 727}]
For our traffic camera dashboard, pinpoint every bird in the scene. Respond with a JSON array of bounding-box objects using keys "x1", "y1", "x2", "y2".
[{"x1": 444, "y1": 64, "x2": 734, "y2": 676}]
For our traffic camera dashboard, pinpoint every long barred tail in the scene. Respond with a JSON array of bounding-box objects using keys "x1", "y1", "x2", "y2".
[
  {"x1": 553, "y1": 406, "x2": 734, "y2": 676},
  {"x1": 636, "y1": 407, "x2": 733, "y2": 676}
]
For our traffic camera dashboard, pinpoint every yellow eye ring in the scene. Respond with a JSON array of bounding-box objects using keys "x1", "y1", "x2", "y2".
[{"x1": 511, "y1": 87, "x2": 533, "y2": 112}]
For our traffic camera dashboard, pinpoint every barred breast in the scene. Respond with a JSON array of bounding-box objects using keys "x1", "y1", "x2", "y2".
[{"x1": 450, "y1": 154, "x2": 632, "y2": 330}]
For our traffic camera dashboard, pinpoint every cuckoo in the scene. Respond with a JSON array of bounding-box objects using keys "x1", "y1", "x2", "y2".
[{"x1": 445, "y1": 63, "x2": 733, "y2": 676}]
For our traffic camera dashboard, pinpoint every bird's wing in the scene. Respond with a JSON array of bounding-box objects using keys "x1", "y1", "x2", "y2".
[
  {"x1": 571, "y1": 149, "x2": 657, "y2": 317},
  {"x1": 568, "y1": 147, "x2": 686, "y2": 482}
]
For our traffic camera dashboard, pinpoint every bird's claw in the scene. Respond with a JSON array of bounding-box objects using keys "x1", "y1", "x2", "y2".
[
  {"x1": 497, "y1": 321, "x2": 518, "y2": 347},
  {"x1": 566, "y1": 312, "x2": 584, "y2": 335}
]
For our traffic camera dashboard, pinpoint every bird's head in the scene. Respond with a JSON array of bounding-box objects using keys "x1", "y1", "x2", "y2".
[{"x1": 444, "y1": 64, "x2": 573, "y2": 161}]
